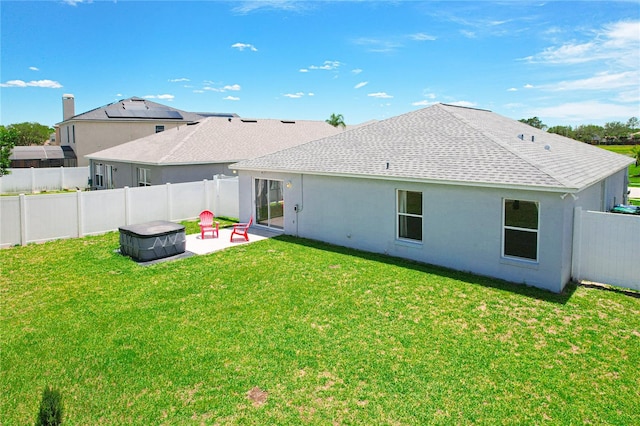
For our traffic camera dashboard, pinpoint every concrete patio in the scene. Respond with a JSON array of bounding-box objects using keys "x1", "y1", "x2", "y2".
[{"x1": 185, "y1": 226, "x2": 281, "y2": 255}]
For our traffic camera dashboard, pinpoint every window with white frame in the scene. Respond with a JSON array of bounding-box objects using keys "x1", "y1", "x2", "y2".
[
  {"x1": 397, "y1": 190, "x2": 423, "y2": 242},
  {"x1": 503, "y1": 199, "x2": 539, "y2": 261},
  {"x1": 94, "y1": 163, "x2": 104, "y2": 187},
  {"x1": 138, "y1": 167, "x2": 151, "y2": 186}
]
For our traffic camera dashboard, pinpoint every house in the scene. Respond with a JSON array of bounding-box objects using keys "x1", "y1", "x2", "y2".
[
  {"x1": 9, "y1": 145, "x2": 77, "y2": 168},
  {"x1": 56, "y1": 94, "x2": 236, "y2": 167},
  {"x1": 231, "y1": 104, "x2": 634, "y2": 293},
  {"x1": 85, "y1": 117, "x2": 342, "y2": 189}
]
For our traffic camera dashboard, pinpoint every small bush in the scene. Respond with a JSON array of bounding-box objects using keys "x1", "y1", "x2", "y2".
[{"x1": 35, "y1": 385, "x2": 63, "y2": 426}]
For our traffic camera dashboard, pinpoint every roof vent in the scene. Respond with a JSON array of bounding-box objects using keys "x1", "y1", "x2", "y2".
[
  {"x1": 531, "y1": 135, "x2": 535, "y2": 142},
  {"x1": 281, "y1": 120, "x2": 295, "y2": 124},
  {"x1": 518, "y1": 134, "x2": 524, "y2": 140},
  {"x1": 241, "y1": 119, "x2": 257, "y2": 123}
]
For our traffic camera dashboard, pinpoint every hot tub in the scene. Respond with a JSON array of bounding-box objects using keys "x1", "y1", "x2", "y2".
[{"x1": 119, "y1": 220, "x2": 186, "y2": 262}]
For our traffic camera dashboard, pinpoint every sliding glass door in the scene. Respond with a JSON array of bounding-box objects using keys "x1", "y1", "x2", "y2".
[{"x1": 254, "y1": 179, "x2": 284, "y2": 229}]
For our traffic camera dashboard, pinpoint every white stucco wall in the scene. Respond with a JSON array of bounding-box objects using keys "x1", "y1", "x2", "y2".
[{"x1": 238, "y1": 171, "x2": 595, "y2": 293}]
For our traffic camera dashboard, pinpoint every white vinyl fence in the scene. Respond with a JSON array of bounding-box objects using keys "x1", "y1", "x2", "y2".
[
  {"x1": 1, "y1": 177, "x2": 238, "y2": 248},
  {"x1": 572, "y1": 207, "x2": 640, "y2": 291},
  {"x1": 0, "y1": 167, "x2": 90, "y2": 194}
]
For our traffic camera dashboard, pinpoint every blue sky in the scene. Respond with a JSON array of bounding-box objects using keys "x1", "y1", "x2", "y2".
[{"x1": 1, "y1": 0, "x2": 639, "y2": 128}]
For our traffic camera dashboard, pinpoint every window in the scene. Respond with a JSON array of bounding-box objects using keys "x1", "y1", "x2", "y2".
[
  {"x1": 155, "y1": 125, "x2": 165, "y2": 133},
  {"x1": 397, "y1": 190, "x2": 422, "y2": 241},
  {"x1": 95, "y1": 163, "x2": 104, "y2": 187},
  {"x1": 503, "y1": 199, "x2": 539, "y2": 261},
  {"x1": 72, "y1": 125, "x2": 75, "y2": 144},
  {"x1": 138, "y1": 168, "x2": 151, "y2": 186}
]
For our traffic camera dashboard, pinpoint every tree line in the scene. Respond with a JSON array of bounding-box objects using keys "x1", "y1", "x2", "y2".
[{"x1": 519, "y1": 117, "x2": 640, "y2": 144}]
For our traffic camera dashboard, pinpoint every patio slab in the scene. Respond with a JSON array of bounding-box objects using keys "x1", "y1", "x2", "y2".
[{"x1": 185, "y1": 227, "x2": 280, "y2": 255}]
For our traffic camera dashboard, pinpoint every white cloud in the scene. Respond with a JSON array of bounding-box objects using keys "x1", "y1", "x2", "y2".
[
  {"x1": 353, "y1": 38, "x2": 402, "y2": 53},
  {"x1": 448, "y1": 101, "x2": 476, "y2": 108},
  {"x1": 308, "y1": 93, "x2": 315, "y2": 96},
  {"x1": 0, "y1": 79, "x2": 62, "y2": 88},
  {"x1": 524, "y1": 84, "x2": 534, "y2": 89},
  {"x1": 232, "y1": 1, "x2": 311, "y2": 14},
  {"x1": 354, "y1": 82, "x2": 368, "y2": 89},
  {"x1": 284, "y1": 92, "x2": 305, "y2": 98},
  {"x1": 540, "y1": 71, "x2": 638, "y2": 91},
  {"x1": 412, "y1": 100, "x2": 434, "y2": 106},
  {"x1": 525, "y1": 20, "x2": 640, "y2": 67},
  {"x1": 169, "y1": 78, "x2": 190, "y2": 82},
  {"x1": 409, "y1": 33, "x2": 436, "y2": 41},
  {"x1": 299, "y1": 69, "x2": 309, "y2": 73},
  {"x1": 368, "y1": 92, "x2": 393, "y2": 99},
  {"x1": 308, "y1": 60, "x2": 341, "y2": 71},
  {"x1": 223, "y1": 96, "x2": 240, "y2": 101},
  {"x1": 460, "y1": 30, "x2": 476, "y2": 39},
  {"x1": 29, "y1": 66, "x2": 39, "y2": 71},
  {"x1": 507, "y1": 88, "x2": 518, "y2": 92},
  {"x1": 193, "y1": 90, "x2": 205, "y2": 94},
  {"x1": 143, "y1": 94, "x2": 175, "y2": 101},
  {"x1": 202, "y1": 83, "x2": 241, "y2": 92},
  {"x1": 352, "y1": 69, "x2": 363, "y2": 75},
  {"x1": 231, "y1": 42, "x2": 258, "y2": 52},
  {"x1": 63, "y1": 0, "x2": 88, "y2": 6}
]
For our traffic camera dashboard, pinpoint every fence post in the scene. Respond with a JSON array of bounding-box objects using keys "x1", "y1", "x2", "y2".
[
  {"x1": 19, "y1": 193, "x2": 27, "y2": 246},
  {"x1": 166, "y1": 183, "x2": 172, "y2": 221},
  {"x1": 203, "y1": 179, "x2": 210, "y2": 212},
  {"x1": 571, "y1": 207, "x2": 582, "y2": 282},
  {"x1": 76, "y1": 189, "x2": 83, "y2": 238},
  {"x1": 124, "y1": 186, "x2": 130, "y2": 225}
]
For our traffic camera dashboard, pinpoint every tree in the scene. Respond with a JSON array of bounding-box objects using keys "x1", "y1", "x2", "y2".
[
  {"x1": 547, "y1": 125, "x2": 574, "y2": 138},
  {"x1": 631, "y1": 146, "x2": 640, "y2": 167},
  {"x1": 7, "y1": 122, "x2": 53, "y2": 146},
  {"x1": 326, "y1": 113, "x2": 346, "y2": 129},
  {"x1": 518, "y1": 117, "x2": 547, "y2": 130},
  {"x1": 0, "y1": 125, "x2": 18, "y2": 176},
  {"x1": 627, "y1": 117, "x2": 639, "y2": 130}
]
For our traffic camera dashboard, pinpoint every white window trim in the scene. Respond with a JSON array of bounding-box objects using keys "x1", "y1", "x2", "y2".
[
  {"x1": 396, "y1": 189, "x2": 423, "y2": 243},
  {"x1": 501, "y1": 198, "x2": 540, "y2": 262},
  {"x1": 137, "y1": 167, "x2": 151, "y2": 186},
  {"x1": 95, "y1": 163, "x2": 104, "y2": 187}
]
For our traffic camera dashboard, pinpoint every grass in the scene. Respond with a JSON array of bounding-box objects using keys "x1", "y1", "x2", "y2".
[
  {"x1": 2, "y1": 228, "x2": 639, "y2": 424},
  {"x1": 596, "y1": 145, "x2": 640, "y2": 186}
]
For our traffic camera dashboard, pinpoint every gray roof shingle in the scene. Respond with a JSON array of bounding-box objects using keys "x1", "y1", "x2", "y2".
[
  {"x1": 231, "y1": 104, "x2": 634, "y2": 192},
  {"x1": 86, "y1": 117, "x2": 342, "y2": 165},
  {"x1": 61, "y1": 97, "x2": 222, "y2": 123}
]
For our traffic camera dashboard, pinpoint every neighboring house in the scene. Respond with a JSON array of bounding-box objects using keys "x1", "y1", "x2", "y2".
[
  {"x1": 56, "y1": 94, "x2": 236, "y2": 167},
  {"x1": 9, "y1": 145, "x2": 77, "y2": 168},
  {"x1": 85, "y1": 117, "x2": 342, "y2": 189},
  {"x1": 231, "y1": 104, "x2": 634, "y2": 293}
]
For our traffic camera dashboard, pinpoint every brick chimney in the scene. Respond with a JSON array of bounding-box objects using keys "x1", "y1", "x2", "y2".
[{"x1": 62, "y1": 94, "x2": 75, "y2": 121}]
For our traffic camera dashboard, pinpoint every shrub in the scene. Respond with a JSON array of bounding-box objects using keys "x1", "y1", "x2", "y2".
[{"x1": 35, "y1": 385, "x2": 63, "y2": 426}]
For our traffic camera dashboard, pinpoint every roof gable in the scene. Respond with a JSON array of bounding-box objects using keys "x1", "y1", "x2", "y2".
[{"x1": 231, "y1": 104, "x2": 634, "y2": 192}]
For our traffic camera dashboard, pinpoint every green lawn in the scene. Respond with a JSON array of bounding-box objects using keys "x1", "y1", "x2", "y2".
[
  {"x1": 596, "y1": 145, "x2": 640, "y2": 186},
  {"x1": 2, "y1": 229, "x2": 639, "y2": 424}
]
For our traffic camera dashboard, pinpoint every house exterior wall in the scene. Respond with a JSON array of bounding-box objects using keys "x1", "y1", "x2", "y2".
[
  {"x1": 89, "y1": 160, "x2": 233, "y2": 189},
  {"x1": 63, "y1": 120, "x2": 188, "y2": 166},
  {"x1": 238, "y1": 170, "x2": 630, "y2": 293}
]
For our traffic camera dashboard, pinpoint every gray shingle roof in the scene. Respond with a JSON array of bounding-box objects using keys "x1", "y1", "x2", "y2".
[
  {"x1": 61, "y1": 97, "x2": 217, "y2": 123},
  {"x1": 231, "y1": 104, "x2": 634, "y2": 192},
  {"x1": 86, "y1": 117, "x2": 342, "y2": 165}
]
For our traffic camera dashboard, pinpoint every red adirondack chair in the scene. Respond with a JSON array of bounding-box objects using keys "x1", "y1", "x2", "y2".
[
  {"x1": 230, "y1": 216, "x2": 253, "y2": 242},
  {"x1": 198, "y1": 210, "x2": 219, "y2": 239}
]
